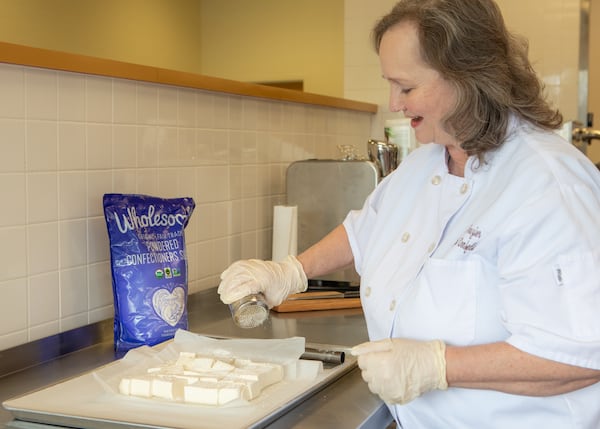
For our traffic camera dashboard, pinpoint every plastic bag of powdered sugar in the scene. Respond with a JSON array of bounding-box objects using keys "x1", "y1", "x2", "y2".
[{"x1": 103, "y1": 193, "x2": 195, "y2": 354}]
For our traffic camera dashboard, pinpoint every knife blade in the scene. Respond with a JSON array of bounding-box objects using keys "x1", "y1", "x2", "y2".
[{"x1": 286, "y1": 291, "x2": 360, "y2": 300}]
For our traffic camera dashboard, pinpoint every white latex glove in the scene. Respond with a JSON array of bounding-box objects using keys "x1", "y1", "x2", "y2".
[
  {"x1": 217, "y1": 255, "x2": 308, "y2": 308},
  {"x1": 351, "y1": 338, "x2": 448, "y2": 404}
]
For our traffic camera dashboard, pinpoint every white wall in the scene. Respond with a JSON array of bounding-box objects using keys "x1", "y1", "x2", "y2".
[
  {"x1": 0, "y1": 63, "x2": 372, "y2": 350},
  {"x1": 200, "y1": 0, "x2": 345, "y2": 97},
  {"x1": 344, "y1": 0, "x2": 582, "y2": 140}
]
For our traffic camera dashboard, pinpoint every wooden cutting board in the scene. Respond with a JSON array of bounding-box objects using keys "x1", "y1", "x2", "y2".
[{"x1": 271, "y1": 291, "x2": 362, "y2": 313}]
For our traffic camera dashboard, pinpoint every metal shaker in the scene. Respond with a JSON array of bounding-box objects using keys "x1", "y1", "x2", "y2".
[{"x1": 228, "y1": 293, "x2": 269, "y2": 328}]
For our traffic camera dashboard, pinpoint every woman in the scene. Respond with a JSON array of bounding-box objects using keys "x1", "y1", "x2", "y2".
[{"x1": 219, "y1": 0, "x2": 600, "y2": 427}]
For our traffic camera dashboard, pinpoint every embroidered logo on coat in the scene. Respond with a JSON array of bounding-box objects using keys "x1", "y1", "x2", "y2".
[{"x1": 455, "y1": 225, "x2": 482, "y2": 253}]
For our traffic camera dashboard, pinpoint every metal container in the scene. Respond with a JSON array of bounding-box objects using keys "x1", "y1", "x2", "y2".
[
  {"x1": 286, "y1": 159, "x2": 379, "y2": 285},
  {"x1": 367, "y1": 139, "x2": 398, "y2": 178}
]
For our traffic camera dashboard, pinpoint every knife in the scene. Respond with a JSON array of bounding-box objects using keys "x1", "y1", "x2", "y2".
[{"x1": 307, "y1": 279, "x2": 360, "y2": 293}]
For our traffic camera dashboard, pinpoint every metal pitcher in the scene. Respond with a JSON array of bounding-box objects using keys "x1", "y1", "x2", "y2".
[{"x1": 367, "y1": 139, "x2": 398, "y2": 179}]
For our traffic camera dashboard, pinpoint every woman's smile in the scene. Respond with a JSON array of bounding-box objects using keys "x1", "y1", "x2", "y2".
[{"x1": 408, "y1": 115, "x2": 423, "y2": 129}]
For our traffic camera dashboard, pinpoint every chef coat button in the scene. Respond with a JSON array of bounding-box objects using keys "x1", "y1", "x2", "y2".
[
  {"x1": 460, "y1": 183, "x2": 469, "y2": 194},
  {"x1": 389, "y1": 300, "x2": 396, "y2": 311},
  {"x1": 364, "y1": 287, "x2": 372, "y2": 297},
  {"x1": 431, "y1": 175, "x2": 442, "y2": 185},
  {"x1": 428, "y1": 243, "x2": 436, "y2": 253},
  {"x1": 401, "y1": 232, "x2": 410, "y2": 242}
]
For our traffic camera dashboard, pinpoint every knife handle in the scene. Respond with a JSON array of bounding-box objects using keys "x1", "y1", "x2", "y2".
[{"x1": 301, "y1": 347, "x2": 345, "y2": 364}]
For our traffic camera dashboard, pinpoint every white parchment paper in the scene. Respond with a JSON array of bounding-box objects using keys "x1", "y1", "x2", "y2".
[{"x1": 94, "y1": 330, "x2": 310, "y2": 400}]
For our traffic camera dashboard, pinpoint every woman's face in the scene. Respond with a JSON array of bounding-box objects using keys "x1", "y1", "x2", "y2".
[{"x1": 379, "y1": 21, "x2": 459, "y2": 148}]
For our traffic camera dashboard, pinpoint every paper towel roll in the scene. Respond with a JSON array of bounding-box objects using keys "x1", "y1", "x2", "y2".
[{"x1": 272, "y1": 205, "x2": 298, "y2": 262}]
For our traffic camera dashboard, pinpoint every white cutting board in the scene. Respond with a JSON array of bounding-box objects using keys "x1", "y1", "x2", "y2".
[{"x1": 3, "y1": 333, "x2": 355, "y2": 429}]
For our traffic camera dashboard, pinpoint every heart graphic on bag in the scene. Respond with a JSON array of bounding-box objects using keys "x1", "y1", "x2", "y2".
[{"x1": 152, "y1": 287, "x2": 185, "y2": 326}]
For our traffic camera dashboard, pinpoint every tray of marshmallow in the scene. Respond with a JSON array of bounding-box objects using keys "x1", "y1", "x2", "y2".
[{"x1": 3, "y1": 330, "x2": 355, "y2": 429}]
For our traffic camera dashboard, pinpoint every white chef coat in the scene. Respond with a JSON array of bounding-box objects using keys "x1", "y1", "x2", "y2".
[{"x1": 343, "y1": 116, "x2": 600, "y2": 428}]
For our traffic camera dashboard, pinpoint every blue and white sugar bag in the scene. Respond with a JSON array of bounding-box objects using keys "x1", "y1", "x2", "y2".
[{"x1": 103, "y1": 194, "x2": 195, "y2": 353}]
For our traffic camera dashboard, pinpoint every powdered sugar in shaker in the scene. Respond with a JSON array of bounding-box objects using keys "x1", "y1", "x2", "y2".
[{"x1": 228, "y1": 293, "x2": 269, "y2": 328}]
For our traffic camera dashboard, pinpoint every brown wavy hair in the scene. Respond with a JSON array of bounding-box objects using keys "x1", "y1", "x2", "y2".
[{"x1": 373, "y1": 0, "x2": 563, "y2": 161}]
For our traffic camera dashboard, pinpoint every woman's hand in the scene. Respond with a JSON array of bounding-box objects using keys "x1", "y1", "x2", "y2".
[
  {"x1": 352, "y1": 338, "x2": 600, "y2": 404},
  {"x1": 218, "y1": 255, "x2": 308, "y2": 308},
  {"x1": 351, "y1": 338, "x2": 448, "y2": 404}
]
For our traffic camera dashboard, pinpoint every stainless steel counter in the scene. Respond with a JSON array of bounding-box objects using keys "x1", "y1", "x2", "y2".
[{"x1": 0, "y1": 288, "x2": 393, "y2": 428}]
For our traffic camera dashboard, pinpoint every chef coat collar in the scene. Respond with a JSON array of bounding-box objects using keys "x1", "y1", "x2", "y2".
[
  {"x1": 442, "y1": 113, "x2": 521, "y2": 180},
  {"x1": 442, "y1": 146, "x2": 476, "y2": 180}
]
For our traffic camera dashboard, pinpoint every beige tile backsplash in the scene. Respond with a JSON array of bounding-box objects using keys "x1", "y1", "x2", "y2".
[{"x1": 0, "y1": 62, "x2": 372, "y2": 350}]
